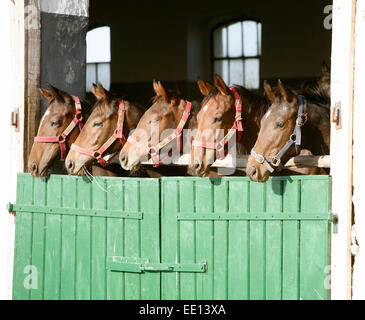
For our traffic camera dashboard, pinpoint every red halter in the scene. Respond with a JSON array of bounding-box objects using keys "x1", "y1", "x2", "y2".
[
  {"x1": 127, "y1": 101, "x2": 192, "y2": 167},
  {"x1": 192, "y1": 87, "x2": 243, "y2": 159},
  {"x1": 70, "y1": 99, "x2": 127, "y2": 167},
  {"x1": 34, "y1": 96, "x2": 84, "y2": 160}
]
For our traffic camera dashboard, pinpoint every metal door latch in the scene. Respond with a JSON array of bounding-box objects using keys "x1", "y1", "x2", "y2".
[
  {"x1": 107, "y1": 256, "x2": 207, "y2": 273},
  {"x1": 11, "y1": 108, "x2": 20, "y2": 132},
  {"x1": 331, "y1": 102, "x2": 342, "y2": 130}
]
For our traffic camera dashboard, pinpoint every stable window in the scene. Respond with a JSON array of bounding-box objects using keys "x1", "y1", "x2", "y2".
[
  {"x1": 213, "y1": 20, "x2": 261, "y2": 89},
  {"x1": 86, "y1": 26, "x2": 111, "y2": 92}
]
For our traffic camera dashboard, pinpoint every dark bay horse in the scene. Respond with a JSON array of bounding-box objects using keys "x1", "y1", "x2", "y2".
[
  {"x1": 28, "y1": 84, "x2": 91, "y2": 177},
  {"x1": 119, "y1": 80, "x2": 202, "y2": 176},
  {"x1": 190, "y1": 74, "x2": 269, "y2": 177},
  {"x1": 65, "y1": 83, "x2": 145, "y2": 176},
  {"x1": 246, "y1": 80, "x2": 330, "y2": 182}
]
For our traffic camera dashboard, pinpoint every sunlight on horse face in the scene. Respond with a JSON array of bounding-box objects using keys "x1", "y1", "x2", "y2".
[
  {"x1": 247, "y1": 81, "x2": 298, "y2": 182},
  {"x1": 65, "y1": 97, "x2": 119, "y2": 175},
  {"x1": 119, "y1": 81, "x2": 184, "y2": 172},
  {"x1": 190, "y1": 76, "x2": 235, "y2": 177},
  {"x1": 28, "y1": 86, "x2": 76, "y2": 177}
]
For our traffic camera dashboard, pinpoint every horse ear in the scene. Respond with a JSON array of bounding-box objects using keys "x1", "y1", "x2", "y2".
[
  {"x1": 215, "y1": 74, "x2": 230, "y2": 96},
  {"x1": 47, "y1": 84, "x2": 65, "y2": 102},
  {"x1": 263, "y1": 81, "x2": 276, "y2": 103},
  {"x1": 39, "y1": 88, "x2": 53, "y2": 102},
  {"x1": 277, "y1": 79, "x2": 292, "y2": 102},
  {"x1": 97, "y1": 82, "x2": 109, "y2": 101},
  {"x1": 91, "y1": 83, "x2": 102, "y2": 99},
  {"x1": 153, "y1": 80, "x2": 169, "y2": 102},
  {"x1": 197, "y1": 78, "x2": 213, "y2": 96}
]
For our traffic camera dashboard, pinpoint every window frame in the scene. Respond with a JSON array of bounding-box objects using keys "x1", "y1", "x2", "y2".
[{"x1": 211, "y1": 16, "x2": 262, "y2": 88}]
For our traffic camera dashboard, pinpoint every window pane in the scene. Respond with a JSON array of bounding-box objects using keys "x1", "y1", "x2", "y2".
[
  {"x1": 97, "y1": 63, "x2": 111, "y2": 91},
  {"x1": 213, "y1": 27, "x2": 227, "y2": 58},
  {"x1": 244, "y1": 58, "x2": 260, "y2": 89},
  {"x1": 258, "y1": 22, "x2": 262, "y2": 55},
  {"x1": 243, "y1": 21, "x2": 258, "y2": 57},
  {"x1": 214, "y1": 60, "x2": 229, "y2": 84},
  {"x1": 86, "y1": 63, "x2": 96, "y2": 92},
  {"x1": 228, "y1": 22, "x2": 242, "y2": 58},
  {"x1": 229, "y1": 59, "x2": 244, "y2": 86},
  {"x1": 86, "y1": 26, "x2": 111, "y2": 63}
]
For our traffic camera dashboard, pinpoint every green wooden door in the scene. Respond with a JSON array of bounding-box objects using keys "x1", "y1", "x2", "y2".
[
  {"x1": 160, "y1": 176, "x2": 332, "y2": 300},
  {"x1": 12, "y1": 174, "x2": 332, "y2": 300},
  {"x1": 12, "y1": 173, "x2": 160, "y2": 300}
]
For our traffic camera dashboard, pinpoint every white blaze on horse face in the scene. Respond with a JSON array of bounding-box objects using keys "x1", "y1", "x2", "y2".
[
  {"x1": 40, "y1": 109, "x2": 50, "y2": 125},
  {"x1": 203, "y1": 105, "x2": 209, "y2": 112},
  {"x1": 264, "y1": 109, "x2": 271, "y2": 119}
]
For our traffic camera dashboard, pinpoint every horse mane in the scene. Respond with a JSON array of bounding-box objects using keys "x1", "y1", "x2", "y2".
[
  {"x1": 298, "y1": 80, "x2": 330, "y2": 109},
  {"x1": 202, "y1": 85, "x2": 269, "y2": 118}
]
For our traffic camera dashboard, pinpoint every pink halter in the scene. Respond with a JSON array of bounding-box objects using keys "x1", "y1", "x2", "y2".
[
  {"x1": 192, "y1": 87, "x2": 243, "y2": 159},
  {"x1": 34, "y1": 96, "x2": 84, "y2": 160}
]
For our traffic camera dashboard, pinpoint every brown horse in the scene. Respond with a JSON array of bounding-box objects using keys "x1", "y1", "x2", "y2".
[
  {"x1": 190, "y1": 74, "x2": 269, "y2": 177},
  {"x1": 28, "y1": 85, "x2": 91, "y2": 177},
  {"x1": 119, "y1": 80, "x2": 200, "y2": 176},
  {"x1": 65, "y1": 83, "x2": 144, "y2": 176},
  {"x1": 246, "y1": 80, "x2": 330, "y2": 182}
]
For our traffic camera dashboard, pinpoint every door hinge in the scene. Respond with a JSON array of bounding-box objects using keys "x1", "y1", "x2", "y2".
[
  {"x1": 107, "y1": 256, "x2": 207, "y2": 273},
  {"x1": 11, "y1": 108, "x2": 20, "y2": 132},
  {"x1": 331, "y1": 102, "x2": 342, "y2": 130}
]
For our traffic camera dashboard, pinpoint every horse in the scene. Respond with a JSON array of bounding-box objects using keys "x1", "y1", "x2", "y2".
[
  {"x1": 189, "y1": 74, "x2": 270, "y2": 177},
  {"x1": 119, "y1": 80, "x2": 203, "y2": 176},
  {"x1": 246, "y1": 79, "x2": 330, "y2": 182},
  {"x1": 28, "y1": 84, "x2": 92, "y2": 177},
  {"x1": 65, "y1": 83, "x2": 145, "y2": 176}
]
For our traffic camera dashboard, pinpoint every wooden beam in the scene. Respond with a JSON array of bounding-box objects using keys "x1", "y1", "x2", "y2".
[
  {"x1": 23, "y1": 0, "x2": 41, "y2": 171},
  {"x1": 140, "y1": 154, "x2": 331, "y2": 169}
]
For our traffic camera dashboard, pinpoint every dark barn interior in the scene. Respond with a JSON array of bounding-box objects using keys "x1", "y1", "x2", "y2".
[{"x1": 87, "y1": 0, "x2": 332, "y2": 107}]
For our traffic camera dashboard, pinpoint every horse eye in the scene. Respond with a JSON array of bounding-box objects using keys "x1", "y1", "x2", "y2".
[
  {"x1": 276, "y1": 121, "x2": 285, "y2": 128},
  {"x1": 149, "y1": 119, "x2": 159, "y2": 125},
  {"x1": 93, "y1": 121, "x2": 103, "y2": 127},
  {"x1": 51, "y1": 120, "x2": 61, "y2": 127},
  {"x1": 214, "y1": 116, "x2": 223, "y2": 123}
]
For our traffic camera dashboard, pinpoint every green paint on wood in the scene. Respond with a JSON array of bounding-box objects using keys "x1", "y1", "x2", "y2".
[{"x1": 12, "y1": 174, "x2": 331, "y2": 300}]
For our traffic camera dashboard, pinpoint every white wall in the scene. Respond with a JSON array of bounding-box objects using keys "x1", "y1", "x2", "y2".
[
  {"x1": 0, "y1": 1, "x2": 25, "y2": 300},
  {"x1": 352, "y1": 0, "x2": 365, "y2": 300}
]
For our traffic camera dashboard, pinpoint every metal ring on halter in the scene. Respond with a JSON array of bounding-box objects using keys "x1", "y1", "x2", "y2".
[
  {"x1": 290, "y1": 134, "x2": 297, "y2": 142},
  {"x1": 296, "y1": 113, "x2": 308, "y2": 127},
  {"x1": 270, "y1": 156, "x2": 281, "y2": 167}
]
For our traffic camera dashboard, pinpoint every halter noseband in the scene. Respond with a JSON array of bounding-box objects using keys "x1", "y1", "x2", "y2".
[
  {"x1": 192, "y1": 87, "x2": 243, "y2": 159},
  {"x1": 70, "y1": 99, "x2": 127, "y2": 167},
  {"x1": 250, "y1": 95, "x2": 308, "y2": 173},
  {"x1": 127, "y1": 101, "x2": 192, "y2": 167},
  {"x1": 34, "y1": 96, "x2": 84, "y2": 160}
]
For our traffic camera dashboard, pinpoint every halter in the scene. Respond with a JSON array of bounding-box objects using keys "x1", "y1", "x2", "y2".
[
  {"x1": 192, "y1": 87, "x2": 243, "y2": 159},
  {"x1": 127, "y1": 101, "x2": 192, "y2": 167},
  {"x1": 250, "y1": 95, "x2": 308, "y2": 173},
  {"x1": 34, "y1": 96, "x2": 84, "y2": 160},
  {"x1": 70, "y1": 99, "x2": 127, "y2": 167}
]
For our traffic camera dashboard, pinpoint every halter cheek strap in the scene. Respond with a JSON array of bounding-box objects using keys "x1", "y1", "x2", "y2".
[
  {"x1": 34, "y1": 96, "x2": 84, "y2": 160},
  {"x1": 126, "y1": 101, "x2": 192, "y2": 167},
  {"x1": 192, "y1": 87, "x2": 243, "y2": 159},
  {"x1": 251, "y1": 95, "x2": 307, "y2": 173},
  {"x1": 70, "y1": 99, "x2": 127, "y2": 167}
]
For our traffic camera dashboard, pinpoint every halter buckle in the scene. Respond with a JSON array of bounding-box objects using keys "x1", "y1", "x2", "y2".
[
  {"x1": 270, "y1": 156, "x2": 281, "y2": 167},
  {"x1": 93, "y1": 151, "x2": 101, "y2": 159},
  {"x1": 290, "y1": 133, "x2": 297, "y2": 142},
  {"x1": 296, "y1": 113, "x2": 308, "y2": 127}
]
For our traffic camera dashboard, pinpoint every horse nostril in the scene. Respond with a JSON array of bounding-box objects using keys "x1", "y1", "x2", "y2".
[
  {"x1": 247, "y1": 165, "x2": 257, "y2": 178},
  {"x1": 120, "y1": 152, "x2": 126, "y2": 164},
  {"x1": 28, "y1": 161, "x2": 37, "y2": 174},
  {"x1": 67, "y1": 160, "x2": 74, "y2": 171},
  {"x1": 194, "y1": 160, "x2": 202, "y2": 172}
]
